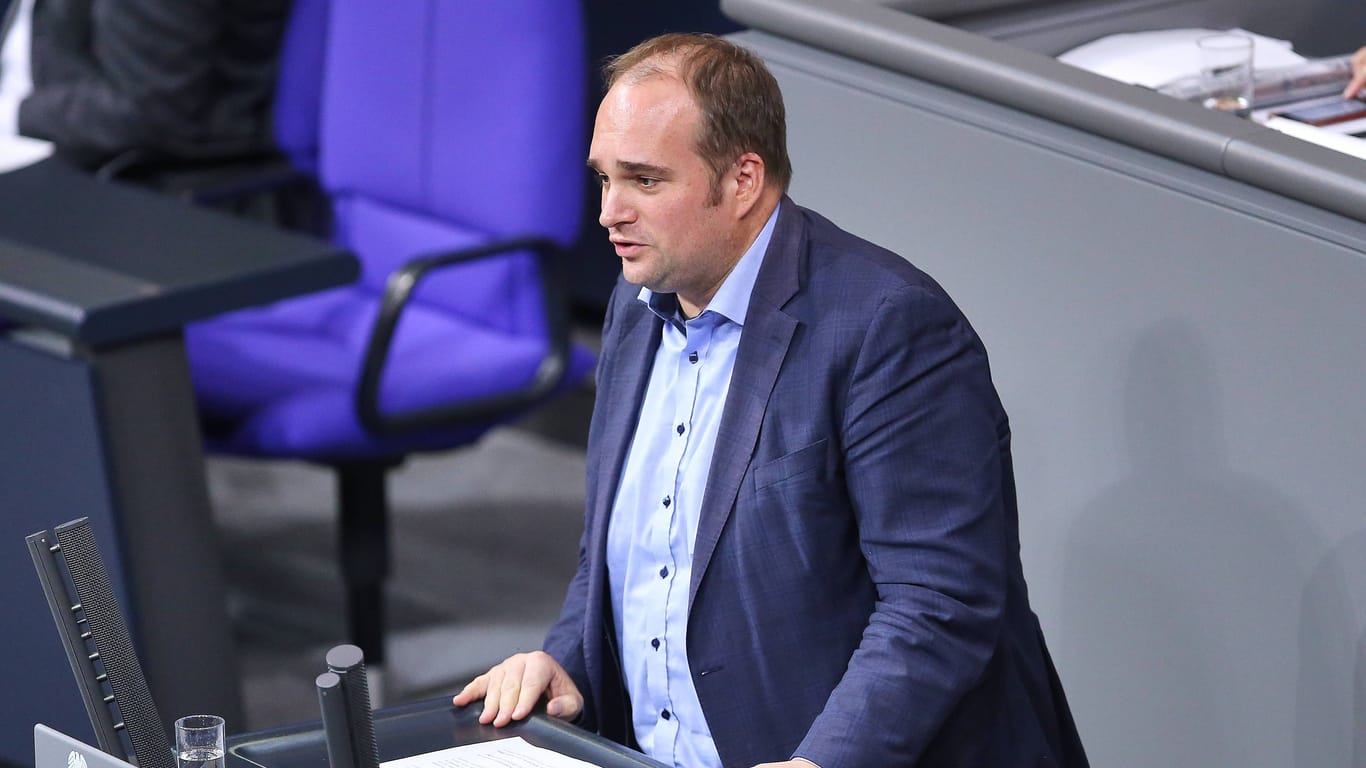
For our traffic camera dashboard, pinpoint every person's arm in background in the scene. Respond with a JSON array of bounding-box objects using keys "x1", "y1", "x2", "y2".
[
  {"x1": 18, "y1": 0, "x2": 285, "y2": 162},
  {"x1": 1343, "y1": 45, "x2": 1366, "y2": 98},
  {"x1": 18, "y1": 0, "x2": 216, "y2": 158}
]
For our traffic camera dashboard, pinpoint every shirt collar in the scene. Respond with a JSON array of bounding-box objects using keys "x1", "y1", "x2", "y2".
[{"x1": 638, "y1": 201, "x2": 781, "y2": 329}]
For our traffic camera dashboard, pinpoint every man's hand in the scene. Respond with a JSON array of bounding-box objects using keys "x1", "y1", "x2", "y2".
[
  {"x1": 451, "y1": 651, "x2": 583, "y2": 727},
  {"x1": 1344, "y1": 46, "x2": 1366, "y2": 98}
]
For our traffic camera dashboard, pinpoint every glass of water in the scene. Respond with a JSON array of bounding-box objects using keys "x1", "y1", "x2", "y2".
[
  {"x1": 1197, "y1": 33, "x2": 1255, "y2": 117},
  {"x1": 175, "y1": 715, "x2": 225, "y2": 768}
]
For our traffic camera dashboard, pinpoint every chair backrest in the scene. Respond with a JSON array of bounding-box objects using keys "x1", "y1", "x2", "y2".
[
  {"x1": 317, "y1": 0, "x2": 586, "y2": 333},
  {"x1": 272, "y1": 0, "x2": 331, "y2": 174}
]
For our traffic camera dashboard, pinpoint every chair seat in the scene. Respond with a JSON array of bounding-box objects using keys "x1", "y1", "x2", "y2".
[{"x1": 186, "y1": 285, "x2": 593, "y2": 461}]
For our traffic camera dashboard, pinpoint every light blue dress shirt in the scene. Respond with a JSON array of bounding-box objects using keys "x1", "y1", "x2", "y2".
[{"x1": 606, "y1": 205, "x2": 780, "y2": 768}]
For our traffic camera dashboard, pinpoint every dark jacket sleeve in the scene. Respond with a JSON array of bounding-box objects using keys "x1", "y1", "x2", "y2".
[
  {"x1": 541, "y1": 530, "x2": 596, "y2": 728},
  {"x1": 18, "y1": 0, "x2": 287, "y2": 163},
  {"x1": 540, "y1": 276, "x2": 630, "y2": 732},
  {"x1": 796, "y1": 283, "x2": 1010, "y2": 767}
]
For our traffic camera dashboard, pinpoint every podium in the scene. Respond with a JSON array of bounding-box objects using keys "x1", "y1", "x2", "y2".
[
  {"x1": 0, "y1": 159, "x2": 357, "y2": 765},
  {"x1": 229, "y1": 699, "x2": 667, "y2": 768}
]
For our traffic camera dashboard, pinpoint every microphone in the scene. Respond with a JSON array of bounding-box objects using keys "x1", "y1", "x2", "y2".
[
  {"x1": 316, "y1": 645, "x2": 380, "y2": 768},
  {"x1": 317, "y1": 672, "x2": 356, "y2": 768}
]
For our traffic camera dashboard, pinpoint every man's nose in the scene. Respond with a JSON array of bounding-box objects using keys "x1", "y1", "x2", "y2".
[{"x1": 599, "y1": 184, "x2": 631, "y2": 229}]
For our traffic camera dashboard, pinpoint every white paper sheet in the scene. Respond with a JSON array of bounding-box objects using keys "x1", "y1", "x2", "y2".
[
  {"x1": 1057, "y1": 28, "x2": 1305, "y2": 88},
  {"x1": 380, "y1": 738, "x2": 603, "y2": 768},
  {"x1": 1261, "y1": 115, "x2": 1366, "y2": 162}
]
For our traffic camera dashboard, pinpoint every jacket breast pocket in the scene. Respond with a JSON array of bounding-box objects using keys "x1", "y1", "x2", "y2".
[{"x1": 752, "y1": 438, "x2": 830, "y2": 491}]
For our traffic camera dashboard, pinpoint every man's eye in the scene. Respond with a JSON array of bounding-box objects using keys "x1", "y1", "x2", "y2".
[
  {"x1": 638, "y1": 177, "x2": 658, "y2": 188},
  {"x1": 595, "y1": 173, "x2": 609, "y2": 187}
]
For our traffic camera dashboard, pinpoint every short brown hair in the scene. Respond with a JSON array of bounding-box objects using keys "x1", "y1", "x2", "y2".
[{"x1": 604, "y1": 33, "x2": 792, "y2": 194}]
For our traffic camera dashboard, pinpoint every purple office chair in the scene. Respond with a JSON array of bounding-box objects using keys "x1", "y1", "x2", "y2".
[{"x1": 184, "y1": 0, "x2": 592, "y2": 666}]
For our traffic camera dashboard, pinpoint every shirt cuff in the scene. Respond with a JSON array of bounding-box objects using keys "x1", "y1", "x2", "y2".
[{"x1": 0, "y1": 95, "x2": 21, "y2": 136}]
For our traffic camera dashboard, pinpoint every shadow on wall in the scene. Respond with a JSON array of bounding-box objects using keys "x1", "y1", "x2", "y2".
[
  {"x1": 1054, "y1": 319, "x2": 1360, "y2": 768},
  {"x1": 1299, "y1": 529, "x2": 1366, "y2": 768}
]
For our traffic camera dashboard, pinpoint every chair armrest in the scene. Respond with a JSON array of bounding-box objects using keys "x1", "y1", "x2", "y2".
[
  {"x1": 95, "y1": 147, "x2": 315, "y2": 207},
  {"x1": 356, "y1": 235, "x2": 573, "y2": 435}
]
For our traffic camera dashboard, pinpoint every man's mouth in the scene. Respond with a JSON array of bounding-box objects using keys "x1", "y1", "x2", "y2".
[{"x1": 610, "y1": 237, "x2": 645, "y2": 258}]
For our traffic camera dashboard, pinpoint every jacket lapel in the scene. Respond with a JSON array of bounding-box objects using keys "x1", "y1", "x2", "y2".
[{"x1": 689, "y1": 201, "x2": 803, "y2": 609}]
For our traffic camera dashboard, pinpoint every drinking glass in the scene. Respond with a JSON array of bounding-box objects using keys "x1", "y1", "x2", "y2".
[
  {"x1": 175, "y1": 715, "x2": 225, "y2": 768},
  {"x1": 1197, "y1": 33, "x2": 1254, "y2": 117}
]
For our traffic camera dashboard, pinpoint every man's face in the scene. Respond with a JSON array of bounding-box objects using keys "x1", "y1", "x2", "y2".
[{"x1": 588, "y1": 75, "x2": 743, "y2": 311}]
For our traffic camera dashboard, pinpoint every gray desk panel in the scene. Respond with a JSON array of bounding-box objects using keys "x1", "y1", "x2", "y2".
[
  {"x1": 0, "y1": 239, "x2": 160, "y2": 337},
  {"x1": 0, "y1": 160, "x2": 357, "y2": 347}
]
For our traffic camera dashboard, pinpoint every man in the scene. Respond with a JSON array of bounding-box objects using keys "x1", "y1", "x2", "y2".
[
  {"x1": 0, "y1": 0, "x2": 290, "y2": 168},
  {"x1": 455, "y1": 33, "x2": 1087, "y2": 768}
]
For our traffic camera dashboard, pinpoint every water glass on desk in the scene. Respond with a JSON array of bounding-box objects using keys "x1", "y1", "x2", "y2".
[
  {"x1": 1198, "y1": 33, "x2": 1254, "y2": 117},
  {"x1": 175, "y1": 715, "x2": 225, "y2": 768}
]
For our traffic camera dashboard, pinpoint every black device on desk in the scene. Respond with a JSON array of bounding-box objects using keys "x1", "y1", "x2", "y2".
[{"x1": 1277, "y1": 96, "x2": 1366, "y2": 126}]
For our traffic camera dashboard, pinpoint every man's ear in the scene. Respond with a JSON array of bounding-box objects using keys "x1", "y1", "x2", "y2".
[{"x1": 731, "y1": 151, "x2": 767, "y2": 217}]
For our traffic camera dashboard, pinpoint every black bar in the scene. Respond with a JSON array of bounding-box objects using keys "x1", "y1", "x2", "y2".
[{"x1": 316, "y1": 673, "x2": 355, "y2": 768}]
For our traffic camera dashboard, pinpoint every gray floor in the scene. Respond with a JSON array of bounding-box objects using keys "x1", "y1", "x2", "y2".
[{"x1": 210, "y1": 383, "x2": 595, "y2": 732}]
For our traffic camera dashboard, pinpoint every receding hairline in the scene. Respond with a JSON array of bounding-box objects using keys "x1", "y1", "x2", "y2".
[
  {"x1": 603, "y1": 33, "x2": 738, "y2": 92},
  {"x1": 606, "y1": 50, "x2": 690, "y2": 92}
]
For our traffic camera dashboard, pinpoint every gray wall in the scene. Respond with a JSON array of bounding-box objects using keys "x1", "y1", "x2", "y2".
[{"x1": 738, "y1": 29, "x2": 1366, "y2": 768}]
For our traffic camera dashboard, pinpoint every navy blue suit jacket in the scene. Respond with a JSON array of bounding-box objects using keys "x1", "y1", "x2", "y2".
[{"x1": 545, "y1": 201, "x2": 1086, "y2": 767}]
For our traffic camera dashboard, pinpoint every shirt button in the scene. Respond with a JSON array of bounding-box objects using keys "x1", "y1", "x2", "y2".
[
  {"x1": 688, "y1": 351, "x2": 699, "y2": 364},
  {"x1": 662, "y1": 495, "x2": 671, "y2": 508},
  {"x1": 676, "y1": 423, "x2": 685, "y2": 435},
  {"x1": 651, "y1": 638, "x2": 660, "y2": 650},
  {"x1": 659, "y1": 566, "x2": 669, "y2": 578},
  {"x1": 661, "y1": 709, "x2": 671, "y2": 720}
]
